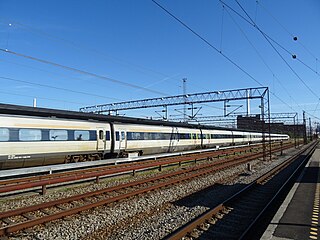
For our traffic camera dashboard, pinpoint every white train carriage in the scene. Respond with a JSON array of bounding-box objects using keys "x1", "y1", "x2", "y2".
[
  {"x1": 0, "y1": 115, "x2": 111, "y2": 169},
  {"x1": 0, "y1": 111, "x2": 290, "y2": 170},
  {"x1": 113, "y1": 123, "x2": 202, "y2": 156},
  {"x1": 201, "y1": 129, "x2": 234, "y2": 148},
  {"x1": 250, "y1": 132, "x2": 263, "y2": 143}
]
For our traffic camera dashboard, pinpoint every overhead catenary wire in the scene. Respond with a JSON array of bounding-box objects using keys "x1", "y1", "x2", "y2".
[
  {"x1": 0, "y1": 90, "x2": 89, "y2": 106},
  {"x1": 1, "y1": 3, "x2": 318, "y2": 121},
  {"x1": 152, "y1": 0, "x2": 320, "y2": 122},
  {"x1": 0, "y1": 57, "x2": 128, "y2": 95},
  {"x1": 0, "y1": 48, "x2": 167, "y2": 96},
  {"x1": 0, "y1": 56, "x2": 224, "y2": 114},
  {"x1": 0, "y1": 76, "x2": 123, "y2": 101},
  {"x1": 234, "y1": 0, "x2": 320, "y2": 101},
  {"x1": 265, "y1": 36, "x2": 320, "y2": 77},
  {"x1": 224, "y1": 2, "x2": 320, "y2": 121},
  {"x1": 0, "y1": 20, "x2": 187, "y2": 90},
  {"x1": 151, "y1": 0, "x2": 298, "y2": 114},
  {"x1": 220, "y1": 0, "x2": 320, "y2": 79},
  {"x1": 313, "y1": 100, "x2": 320, "y2": 115},
  {"x1": 220, "y1": 5, "x2": 225, "y2": 51},
  {"x1": 152, "y1": 0, "x2": 262, "y2": 87},
  {"x1": 0, "y1": 17, "x2": 263, "y2": 115},
  {"x1": 257, "y1": 1, "x2": 319, "y2": 61},
  {"x1": 0, "y1": 13, "x2": 245, "y2": 114},
  {"x1": 223, "y1": 6, "x2": 298, "y2": 110}
]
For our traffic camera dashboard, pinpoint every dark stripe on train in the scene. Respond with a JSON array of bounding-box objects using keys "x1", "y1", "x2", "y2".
[{"x1": 0, "y1": 127, "x2": 107, "y2": 142}]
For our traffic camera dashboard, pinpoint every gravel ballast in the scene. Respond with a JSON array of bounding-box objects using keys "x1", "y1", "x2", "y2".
[{"x1": 1, "y1": 145, "x2": 304, "y2": 240}]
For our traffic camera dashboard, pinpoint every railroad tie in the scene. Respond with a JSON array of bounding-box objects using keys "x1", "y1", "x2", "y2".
[{"x1": 22, "y1": 213, "x2": 36, "y2": 220}]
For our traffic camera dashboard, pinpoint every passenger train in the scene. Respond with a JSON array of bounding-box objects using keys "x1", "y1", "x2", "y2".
[{"x1": 0, "y1": 107, "x2": 289, "y2": 170}]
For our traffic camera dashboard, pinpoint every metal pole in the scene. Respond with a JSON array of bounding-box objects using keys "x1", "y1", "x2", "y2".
[
  {"x1": 164, "y1": 106, "x2": 168, "y2": 120},
  {"x1": 309, "y1": 117, "x2": 312, "y2": 141},
  {"x1": 224, "y1": 100, "x2": 228, "y2": 117},
  {"x1": 261, "y1": 97, "x2": 266, "y2": 161},
  {"x1": 183, "y1": 78, "x2": 187, "y2": 122},
  {"x1": 267, "y1": 89, "x2": 272, "y2": 161},
  {"x1": 246, "y1": 89, "x2": 250, "y2": 116},
  {"x1": 293, "y1": 115, "x2": 297, "y2": 148},
  {"x1": 303, "y1": 111, "x2": 307, "y2": 144}
]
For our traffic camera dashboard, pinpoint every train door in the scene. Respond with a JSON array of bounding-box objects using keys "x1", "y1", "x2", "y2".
[
  {"x1": 97, "y1": 128, "x2": 106, "y2": 151},
  {"x1": 168, "y1": 127, "x2": 179, "y2": 152},
  {"x1": 192, "y1": 132, "x2": 197, "y2": 146},
  {"x1": 231, "y1": 131, "x2": 235, "y2": 146},
  {"x1": 119, "y1": 131, "x2": 126, "y2": 151}
]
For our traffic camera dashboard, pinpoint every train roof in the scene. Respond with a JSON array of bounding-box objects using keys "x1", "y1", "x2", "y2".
[{"x1": 0, "y1": 103, "x2": 268, "y2": 133}]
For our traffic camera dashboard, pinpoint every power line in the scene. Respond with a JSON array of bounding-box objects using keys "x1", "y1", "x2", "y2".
[
  {"x1": 0, "y1": 89, "x2": 89, "y2": 105},
  {"x1": 151, "y1": 0, "x2": 263, "y2": 87},
  {"x1": 313, "y1": 100, "x2": 320, "y2": 115},
  {"x1": 0, "y1": 76, "x2": 122, "y2": 101},
  {"x1": 0, "y1": 51, "x2": 224, "y2": 113},
  {"x1": 257, "y1": 1, "x2": 319, "y2": 61},
  {"x1": 234, "y1": 1, "x2": 320, "y2": 118},
  {"x1": 151, "y1": 0, "x2": 298, "y2": 114},
  {"x1": 0, "y1": 57, "x2": 127, "y2": 95},
  {"x1": 0, "y1": 48, "x2": 166, "y2": 96},
  {"x1": 234, "y1": 0, "x2": 320, "y2": 101},
  {"x1": 220, "y1": 5, "x2": 225, "y2": 51},
  {"x1": 151, "y1": 0, "x2": 320, "y2": 122},
  {"x1": 218, "y1": 0, "x2": 320, "y2": 119},
  {"x1": 221, "y1": 0, "x2": 320, "y2": 79},
  {"x1": 0, "y1": 19, "x2": 186, "y2": 88},
  {"x1": 224, "y1": 6, "x2": 296, "y2": 109}
]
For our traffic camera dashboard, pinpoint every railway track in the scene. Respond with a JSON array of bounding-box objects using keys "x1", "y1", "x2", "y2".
[
  {"x1": 0, "y1": 142, "x2": 293, "y2": 236},
  {"x1": 165, "y1": 141, "x2": 317, "y2": 240},
  {"x1": 0, "y1": 142, "x2": 293, "y2": 196}
]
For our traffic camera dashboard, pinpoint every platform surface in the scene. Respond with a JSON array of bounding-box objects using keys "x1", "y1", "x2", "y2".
[{"x1": 262, "y1": 147, "x2": 320, "y2": 240}]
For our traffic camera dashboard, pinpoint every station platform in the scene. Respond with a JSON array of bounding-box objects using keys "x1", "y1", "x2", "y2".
[{"x1": 262, "y1": 146, "x2": 320, "y2": 240}]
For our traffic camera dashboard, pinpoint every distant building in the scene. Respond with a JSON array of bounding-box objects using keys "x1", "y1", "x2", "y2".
[{"x1": 237, "y1": 115, "x2": 306, "y2": 138}]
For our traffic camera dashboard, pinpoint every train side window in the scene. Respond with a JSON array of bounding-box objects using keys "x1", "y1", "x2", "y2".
[
  {"x1": 106, "y1": 131, "x2": 110, "y2": 141},
  {"x1": 89, "y1": 131, "x2": 97, "y2": 140},
  {"x1": 163, "y1": 133, "x2": 170, "y2": 140},
  {"x1": 115, "y1": 131, "x2": 120, "y2": 141},
  {"x1": 155, "y1": 133, "x2": 160, "y2": 140},
  {"x1": 74, "y1": 130, "x2": 90, "y2": 141},
  {"x1": 99, "y1": 130, "x2": 104, "y2": 140},
  {"x1": 121, "y1": 131, "x2": 125, "y2": 140},
  {"x1": 49, "y1": 130, "x2": 68, "y2": 141},
  {"x1": 0, "y1": 128, "x2": 9, "y2": 141},
  {"x1": 19, "y1": 129, "x2": 41, "y2": 141}
]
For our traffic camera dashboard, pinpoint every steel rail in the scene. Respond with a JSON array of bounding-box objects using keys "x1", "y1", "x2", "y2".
[
  {"x1": 0, "y1": 147, "x2": 282, "y2": 236},
  {"x1": 238, "y1": 141, "x2": 318, "y2": 239},
  {"x1": 0, "y1": 151, "x2": 263, "y2": 219},
  {"x1": 165, "y1": 141, "x2": 317, "y2": 240},
  {"x1": 0, "y1": 144, "x2": 262, "y2": 185},
  {"x1": 0, "y1": 141, "x2": 292, "y2": 186},
  {"x1": 0, "y1": 143, "x2": 290, "y2": 195}
]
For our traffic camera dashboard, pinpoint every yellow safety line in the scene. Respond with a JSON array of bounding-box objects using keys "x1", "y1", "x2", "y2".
[{"x1": 309, "y1": 160, "x2": 319, "y2": 240}]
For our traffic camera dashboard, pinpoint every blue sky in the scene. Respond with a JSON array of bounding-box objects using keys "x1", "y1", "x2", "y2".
[{"x1": 0, "y1": 0, "x2": 319, "y2": 123}]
